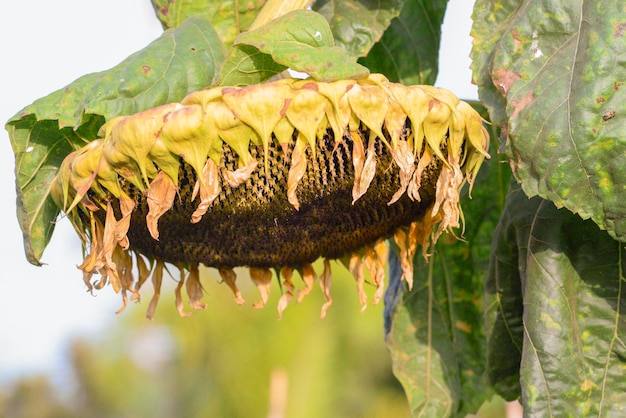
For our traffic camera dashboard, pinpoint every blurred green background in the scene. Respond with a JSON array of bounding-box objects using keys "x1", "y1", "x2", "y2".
[{"x1": 0, "y1": 265, "x2": 411, "y2": 418}]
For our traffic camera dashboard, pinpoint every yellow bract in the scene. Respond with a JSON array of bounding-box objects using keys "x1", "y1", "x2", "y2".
[{"x1": 50, "y1": 74, "x2": 490, "y2": 319}]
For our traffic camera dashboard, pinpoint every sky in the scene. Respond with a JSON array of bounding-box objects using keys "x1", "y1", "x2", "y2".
[{"x1": 0, "y1": 0, "x2": 477, "y2": 383}]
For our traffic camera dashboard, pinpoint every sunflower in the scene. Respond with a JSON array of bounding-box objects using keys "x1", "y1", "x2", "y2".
[{"x1": 51, "y1": 73, "x2": 489, "y2": 319}]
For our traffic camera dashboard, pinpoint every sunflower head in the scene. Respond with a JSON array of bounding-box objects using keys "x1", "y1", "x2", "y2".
[{"x1": 51, "y1": 74, "x2": 490, "y2": 319}]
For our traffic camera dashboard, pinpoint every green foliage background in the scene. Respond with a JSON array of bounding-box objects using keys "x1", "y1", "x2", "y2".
[{"x1": 4, "y1": 0, "x2": 626, "y2": 417}]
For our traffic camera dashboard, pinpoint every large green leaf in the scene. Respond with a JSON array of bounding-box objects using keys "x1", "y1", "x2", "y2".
[
  {"x1": 6, "y1": 17, "x2": 226, "y2": 265},
  {"x1": 471, "y1": 0, "x2": 626, "y2": 242},
  {"x1": 488, "y1": 181, "x2": 626, "y2": 416},
  {"x1": 151, "y1": 0, "x2": 265, "y2": 46},
  {"x1": 359, "y1": 0, "x2": 449, "y2": 85},
  {"x1": 385, "y1": 134, "x2": 511, "y2": 417},
  {"x1": 222, "y1": 10, "x2": 369, "y2": 84},
  {"x1": 313, "y1": 0, "x2": 404, "y2": 58}
]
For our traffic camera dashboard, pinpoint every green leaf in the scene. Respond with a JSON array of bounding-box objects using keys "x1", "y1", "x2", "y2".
[
  {"x1": 5, "y1": 17, "x2": 226, "y2": 265},
  {"x1": 219, "y1": 45, "x2": 288, "y2": 86},
  {"x1": 230, "y1": 9, "x2": 369, "y2": 82},
  {"x1": 359, "y1": 0, "x2": 449, "y2": 85},
  {"x1": 313, "y1": 0, "x2": 404, "y2": 58},
  {"x1": 151, "y1": 0, "x2": 264, "y2": 46},
  {"x1": 471, "y1": 0, "x2": 626, "y2": 242},
  {"x1": 385, "y1": 136, "x2": 511, "y2": 417},
  {"x1": 488, "y1": 181, "x2": 626, "y2": 416}
]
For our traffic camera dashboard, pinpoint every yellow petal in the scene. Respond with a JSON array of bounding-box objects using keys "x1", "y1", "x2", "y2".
[
  {"x1": 316, "y1": 79, "x2": 355, "y2": 141},
  {"x1": 285, "y1": 83, "x2": 328, "y2": 158},
  {"x1": 160, "y1": 104, "x2": 211, "y2": 179},
  {"x1": 422, "y1": 98, "x2": 451, "y2": 163},
  {"x1": 387, "y1": 84, "x2": 430, "y2": 157},
  {"x1": 207, "y1": 101, "x2": 255, "y2": 167},
  {"x1": 347, "y1": 82, "x2": 389, "y2": 144},
  {"x1": 223, "y1": 83, "x2": 291, "y2": 172}
]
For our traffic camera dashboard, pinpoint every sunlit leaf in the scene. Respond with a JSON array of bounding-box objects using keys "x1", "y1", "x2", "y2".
[
  {"x1": 219, "y1": 45, "x2": 288, "y2": 86},
  {"x1": 359, "y1": 0, "x2": 449, "y2": 85},
  {"x1": 471, "y1": 0, "x2": 626, "y2": 241},
  {"x1": 151, "y1": 0, "x2": 266, "y2": 46},
  {"x1": 488, "y1": 181, "x2": 626, "y2": 415},
  {"x1": 314, "y1": 0, "x2": 404, "y2": 58},
  {"x1": 231, "y1": 9, "x2": 369, "y2": 82},
  {"x1": 6, "y1": 17, "x2": 226, "y2": 265}
]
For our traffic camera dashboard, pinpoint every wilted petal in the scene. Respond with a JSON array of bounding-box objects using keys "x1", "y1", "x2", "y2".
[
  {"x1": 287, "y1": 136, "x2": 308, "y2": 210},
  {"x1": 349, "y1": 253, "x2": 367, "y2": 312},
  {"x1": 115, "y1": 195, "x2": 135, "y2": 249},
  {"x1": 364, "y1": 242, "x2": 387, "y2": 306},
  {"x1": 277, "y1": 267, "x2": 295, "y2": 320},
  {"x1": 101, "y1": 201, "x2": 121, "y2": 293},
  {"x1": 223, "y1": 158, "x2": 258, "y2": 188},
  {"x1": 186, "y1": 264, "x2": 207, "y2": 311},
  {"x1": 219, "y1": 267, "x2": 245, "y2": 305},
  {"x1": 393, "y1": 226, "x2": 415, "y2": 290},
  {"x1": 319, "y1": 259, "x2": 333, "y2": 319},
  {"x1": 175, "y1": 265, "x2": 192, "y2": 317},
  {"x1": 389, "y1": 140, "x2": 415, "y2": 204},
  {"x1": 146, "y1": 171, "x2": 177, "y2": 240},
  {"x1": 351, "y1": 131, "x2": 377, "y2": 203},
  {"x1": 297, "y1": 263, "x2": 316, "y2": 303},
  {"x1": 408, "y1": 148, "x2": 433, "y2": 202},
  {"x1": 250, "y1": 267, "x2": 272, "y2": 309},
  {"x1": 191, "y1": 159, "x2": 221, "y2": 223},
  {"x1": 146, "y1": 259, "x2": 164, "y2": 320}
]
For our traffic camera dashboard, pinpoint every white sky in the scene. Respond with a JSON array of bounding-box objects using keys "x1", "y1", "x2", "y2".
[{"x1": 0, "y1": 0, "x2": 476, "y2": 383}]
